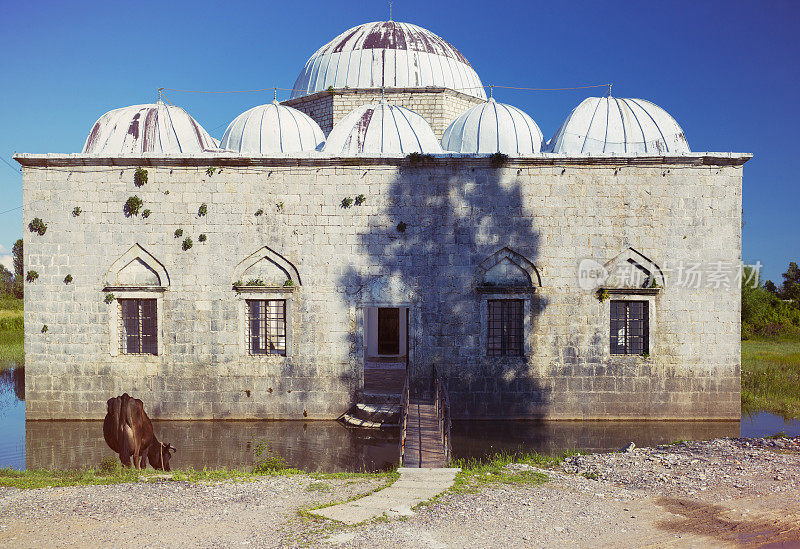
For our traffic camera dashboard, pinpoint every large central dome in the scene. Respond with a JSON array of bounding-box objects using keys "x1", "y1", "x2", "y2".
[{"x1": 291, "y1": 21, "x2": 486, "y2": 100}]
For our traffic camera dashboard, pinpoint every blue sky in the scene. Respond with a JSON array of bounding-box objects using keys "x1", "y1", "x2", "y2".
[{"x1": 1, "y1": 0, "x2": 797, "y2": 282}]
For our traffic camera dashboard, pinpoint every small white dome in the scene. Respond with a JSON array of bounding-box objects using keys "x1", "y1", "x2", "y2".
[
  {"x1": 323, "y1": 101, "x2": 442, "y2": 155},
  {"x1": 441, "y1": 98, "x2": 544, "y2": 154},
  {"x1": 220, "y1": 101, "x2": 325, "y2": 154},
  {"x1": 292, "y1": 21, "x2": 485, "y2": 100},
  {"x1": 83, "y1": 102, "x2": 219, "y2": 155},
  {"x1": 548, "y1": 96, "x2": 690, "y2": 154}
]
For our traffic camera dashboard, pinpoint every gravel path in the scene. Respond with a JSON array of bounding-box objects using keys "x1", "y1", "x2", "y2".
[{"x1": 2, "y1": 437, "x2": 800, "y2": 547}]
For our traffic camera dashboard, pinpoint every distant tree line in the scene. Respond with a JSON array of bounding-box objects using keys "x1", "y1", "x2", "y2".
[
  {"x1": 0, "y1": 239, "x2": 23, "y2": 299},
  {"x1": 742, "y1": 261, "x2": 800, "y2": 340}
]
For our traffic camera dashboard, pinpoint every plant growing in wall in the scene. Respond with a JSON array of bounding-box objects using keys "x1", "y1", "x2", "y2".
[
  {"x1": 489, "y1": 152, "x2": 509, "y2": 168},
  {"x1": 283, "y1": 279, "x2": 294, "y2": 287},
  {"x1": 396, "y1": 221, "x2": 407, "y2": 233},
  {"x1": 104, "y1": 293, "x2": 116, "y2": 304},
  {"x1": 407, "y1": 152, "x2": 433, "y2": 167},
  {"x1": 64, "y1": 274, "x2": 73, "y2": 284},
  {"x1": 255, "y1": 209, "x2": 264, "y2": 216},
  {"x1": 198, "y1": 203, "x2": 208, "y2": 217},
  {"x1": 182, "y1": 237, "x2": 193, "y2": 251},
  {"x1": 72, "y1": 207, "x2": 82, "y2": 217},
  {"x1": 206, "y1": 167, "x2": 218, "y2": 177},
  {"x1": 341, "y1": 197, "x2": 354, "y2": 209},
  {"x1": 141, "y1": 209, "x2": 151, "y2": 219},
  {"x1": 41, "y1": 325, "x2": 48, "y2": 333},
  {"x1": 134, "y1": 167, "x2": 148, "y2": 187},
  {"x1": 596, "y1": 288, "x2": 610, "y2": 302},
  {"x1": 327, "y1": 85, "x2": 335, "y2": 96},
  {"x1": 276, "y1": 202, "x2": 284, "y2": 212},
  {"x1": 28, "y1": 218, "x2": 47, "y2": 235},
  {"x1": 244, "y1": 278, "x2": 265, "y2": 286},
  {"x1": 123, "y1": 196, "x2": 143, "y2": 217},
  {"x1": 174, "y1": 228, "x2": 183, "y2": 238},
  {"x1": 354, "y1": 194, "x2": 366, "y2": 206},
  {"x1": 198, "y1": 233, "x2": 207, "y2": 242},
  {"x1": 26, "y1": 270, "x2": 39, "y2": 282}
]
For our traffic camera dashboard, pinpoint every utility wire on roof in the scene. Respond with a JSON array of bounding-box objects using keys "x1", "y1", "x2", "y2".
[
  {"x1": 1, "y1": 156, "x2": 21, "y2": 175},
  {"x1": 157, "y1": 83, "x2": 613, "y2": 97},
  {"x1": 0, "y1": 206, "x2": 22, "y2": 215}
]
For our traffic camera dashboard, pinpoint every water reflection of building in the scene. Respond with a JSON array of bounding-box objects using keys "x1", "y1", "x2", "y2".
[
  {"x1": 24, "y1": 418, "x2": 742, "y2": 471},
  {"x1": 25, "y1": 420, "x2": 399, "y2": 472},
  {"x1": 17, "y1": 19, "x2": 748, "y2": 422}
]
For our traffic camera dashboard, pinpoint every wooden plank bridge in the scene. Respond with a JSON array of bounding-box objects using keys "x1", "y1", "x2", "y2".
[
  {"x1": 400, "y1": 369, "x2": 452, "y2": 468},
  {"x1": 339, "y1": 368, "x2": 452, "y2": 468},
  {"x1": 401, "y1": 398, "x2": 448, "y2": 467}
]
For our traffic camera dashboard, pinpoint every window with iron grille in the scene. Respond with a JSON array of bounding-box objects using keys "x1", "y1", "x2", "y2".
[
  {"x1": 610, "y1": 300, "x2": 649, "y2": 355},
  {"x1": 487, "y1": 299, "x2": 524, "y2": 356},
  {"x1": 247, "y1": 300, "x2": 286, "y2": 356},
  {"x1": 120, "y1": 299, "x2": 158, "y2": 355}
]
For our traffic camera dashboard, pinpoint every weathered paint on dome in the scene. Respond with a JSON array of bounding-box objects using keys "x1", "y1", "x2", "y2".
[
  {"x1": 323, "y1": 101, "x2": 442, "y2": 155},
  {"x1": 291, "y1": 21, "x2": 486, "y2": 100},
  {"x1": 548, "y1": 97, "x2": 690, "y2": 155},
  {"x1": 220, "y1": 101, "x2": 325, "y2": 154},
  {"x1": 83, "y1": 102, "x2": 220, "y2": 155},
  {"x1": 441, "y1": 98, "x2": 544, "y2": 155}
]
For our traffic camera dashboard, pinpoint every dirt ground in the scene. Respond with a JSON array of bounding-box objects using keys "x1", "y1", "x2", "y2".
[{"x1": 1, "y1": 437, "x2": 799, "y2": 548}]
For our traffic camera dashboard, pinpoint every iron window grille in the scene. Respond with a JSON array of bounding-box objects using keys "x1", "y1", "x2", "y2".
[
  {"x1": 119, "y1": 298, "x2": 158, "y2": 355},
  {"x1": 610, "y1": 300, "x2": 649, "y2": 355},
  {"x1": 487, "y1": 299, "x2": 524, "y2": 356},
  {"x1": 247, "y1": 299, "x2": 287, "y2": 356}
]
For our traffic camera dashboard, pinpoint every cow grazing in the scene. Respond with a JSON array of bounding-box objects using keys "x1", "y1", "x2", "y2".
[{"x1": 103, "y1": 393, "x2": 176, "y2": 470}]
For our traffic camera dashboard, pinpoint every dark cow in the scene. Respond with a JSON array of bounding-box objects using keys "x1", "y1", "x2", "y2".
[{"x1": 103, "y1": 393, "x2": 176, "y2": 470}]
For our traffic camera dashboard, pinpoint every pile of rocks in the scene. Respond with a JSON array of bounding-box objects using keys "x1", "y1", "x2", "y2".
[{"x1": 561, "y1": 437, "x2": 800, "y2": 501}]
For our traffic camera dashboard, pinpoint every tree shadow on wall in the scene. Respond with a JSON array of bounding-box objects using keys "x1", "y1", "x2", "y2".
[{"x1": 339, "y1": 161, "x2": 551, "y2": 419}]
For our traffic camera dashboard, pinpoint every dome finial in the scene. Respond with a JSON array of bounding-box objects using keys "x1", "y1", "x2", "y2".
[
  {"x1": 389, "y1": 1, "x2": 392, "y2": 21},
  {"x1": 274, "y1": 88, "x2": 278, "y2": 102}
]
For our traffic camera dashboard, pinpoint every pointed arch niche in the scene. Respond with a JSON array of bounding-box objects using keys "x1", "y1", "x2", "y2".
[
  {"x1": 601, "y1": 247, "x2": 665, "y2": 293},
  {"x1": 475, "y1": 247, "x2": 541, "y2": 292},
  {"x1": 232, "y1": 246, "x2": 301, "y2": 358},
  {"x1": 104, "y1": 244, "x2": 169, "y2": 357},
  {"x1": 475, "y1": 247, "x2": 540, "y2": 359}
]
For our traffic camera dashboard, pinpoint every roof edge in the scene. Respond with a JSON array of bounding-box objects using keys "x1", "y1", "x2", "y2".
[{"x1": 14, "y1": 152, "x2": 752, "y2": 168}]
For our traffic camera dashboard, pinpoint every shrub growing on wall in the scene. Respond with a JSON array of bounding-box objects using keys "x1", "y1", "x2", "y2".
[
  {"x1": 123, "y1": 196, "x2": 143, "y2": 217},
  {"x1": 28, "y1": 218, "x2": 47, "y2": 235}
]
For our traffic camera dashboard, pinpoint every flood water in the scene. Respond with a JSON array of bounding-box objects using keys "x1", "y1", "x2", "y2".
[{"x1": 2, "y1": 366, "x2": 800, "y2": 472}]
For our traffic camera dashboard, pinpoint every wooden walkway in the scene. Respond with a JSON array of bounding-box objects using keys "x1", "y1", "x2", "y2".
[{"x1": 402, "y1": 398, "x2": 447, "y2": 468}]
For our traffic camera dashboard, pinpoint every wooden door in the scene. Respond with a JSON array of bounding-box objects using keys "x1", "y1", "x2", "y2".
[{"x1": 377, "y1": 307, "x2": 400, "y2": 355}]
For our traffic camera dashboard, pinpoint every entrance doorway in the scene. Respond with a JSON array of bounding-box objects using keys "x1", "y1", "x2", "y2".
[{"x1": 363, "y1": 307, "x2": 408, "y2": 394}]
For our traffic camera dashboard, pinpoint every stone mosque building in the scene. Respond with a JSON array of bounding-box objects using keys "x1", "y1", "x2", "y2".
[{"x1": 17, "y1": 20, "x2": 749, "y2": 421}]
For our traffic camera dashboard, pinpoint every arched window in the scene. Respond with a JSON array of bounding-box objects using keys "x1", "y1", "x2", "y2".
[
  {"x1": 232, "y1": 247, "x2": 301, "y2": 358},
  {"x1": 475, "y1": 248, "x2": 539, "y2": 357},
  {"x1": 104, "y1": 244, "x2": 169, "y2": 357}
]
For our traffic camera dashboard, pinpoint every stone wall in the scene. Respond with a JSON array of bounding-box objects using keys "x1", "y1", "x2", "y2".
[
  {"x1": 283, "y1": 87, "x2": 485, "y2": 138},
  {"x1": 19, "y1": 154, "x2": 747, "y2": 420}
]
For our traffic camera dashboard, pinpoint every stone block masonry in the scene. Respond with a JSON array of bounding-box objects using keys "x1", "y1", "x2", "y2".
[
  {"x1": 283, "y1": 87, "x2": 484, "y2": 138},
  {"x1": 17, "y1": 153, "x2": 748, "y2": 420}
]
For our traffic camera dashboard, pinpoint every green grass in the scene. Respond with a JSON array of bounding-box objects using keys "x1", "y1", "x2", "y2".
[
  {"x1": 444, "y1": 450, "x2": 579, "y2": 496},
  {"x1": 742, "y1": 339, "x2": 800, "y2": 420},
  {"x1": 0, "y1": 463, "x2": 398, "y2": 490},
  {"x1": 0, "y1": 297, "x2": 23, "y2": 371}
]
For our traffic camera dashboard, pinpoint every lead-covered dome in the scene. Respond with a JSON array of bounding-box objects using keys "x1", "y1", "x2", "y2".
[
  {"x1": 323, "y1": 101, "x2": 442, "y2": 155},
  {"x1": 441, "y1": 98, "x2": 544, "y2": 154},
  {"x1": 220, "y1": 101, "x2": 325, "y2": 154},
  {"x1": 291, "y1": 21, "x2": 486, "y2": 100},
  {"x1": 547, "y1": 96, "x2": 690, "y2": 155},
  {"x1": 83, "y1": 102, "x2": 219, "y2": 155}
]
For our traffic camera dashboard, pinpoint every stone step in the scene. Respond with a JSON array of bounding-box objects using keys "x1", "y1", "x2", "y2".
[
  {"x1": 356, "y1": 403, "x2": 400, "y2": 415},
  {"x1": 341, "y1": 413, "x2": 399, "y2": 429}
]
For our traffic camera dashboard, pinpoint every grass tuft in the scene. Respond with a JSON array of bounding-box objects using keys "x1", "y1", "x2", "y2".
[{"x1": 742, "y1": 340, "x2": 800, "y2": 420}]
